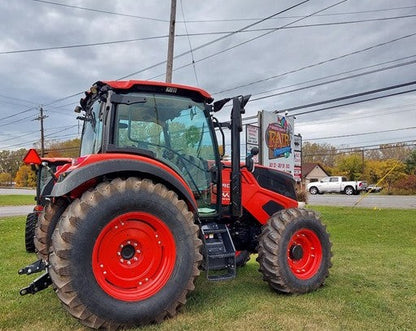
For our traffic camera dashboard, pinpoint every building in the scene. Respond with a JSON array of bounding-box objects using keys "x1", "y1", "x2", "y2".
[{"x1": 302, "y1": 163, "x2": 329, "y2": 185}]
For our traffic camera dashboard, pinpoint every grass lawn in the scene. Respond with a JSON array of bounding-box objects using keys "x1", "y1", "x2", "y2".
[
  {"x1": 0, "y1": 206, "x2": 415, "y2": 330},
  {"x1": 0, "y1": 195, "x2": 35, "y2": 206}
]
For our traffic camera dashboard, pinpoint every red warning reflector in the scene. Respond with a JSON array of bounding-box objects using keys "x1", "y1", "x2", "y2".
[{"x1": 23, "y1": 149, "x2": 42, "y2": 165}]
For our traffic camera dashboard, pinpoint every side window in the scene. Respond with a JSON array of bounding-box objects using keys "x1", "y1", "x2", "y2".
[{"x1": 80, "y1": 100, "x2": 103, "y2": 156}]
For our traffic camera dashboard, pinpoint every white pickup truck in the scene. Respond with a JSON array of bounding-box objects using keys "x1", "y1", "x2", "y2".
[{"x1": 307, "y1": 176, "x2": 367, "y2": 195}]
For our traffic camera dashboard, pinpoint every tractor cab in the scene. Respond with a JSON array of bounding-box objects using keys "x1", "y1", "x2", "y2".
[{"x1": 75, "y1": 80, "x2": 221, "y2": 214}]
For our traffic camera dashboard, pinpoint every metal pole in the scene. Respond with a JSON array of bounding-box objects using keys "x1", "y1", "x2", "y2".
[
  {"x1": 166, "y1": 0, "x2": 177, "y2": 83},
  {"x1": 35, "y1": 107, "x2": 47, "y2": 157}
]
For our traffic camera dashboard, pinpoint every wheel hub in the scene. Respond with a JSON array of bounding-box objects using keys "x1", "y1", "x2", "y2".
[
  {"x1": 121, "y1": 244, "x2": 135, "y2": 260},
  {"x1": 289, "y1": 244, "x2": 303, "y2": 261}
]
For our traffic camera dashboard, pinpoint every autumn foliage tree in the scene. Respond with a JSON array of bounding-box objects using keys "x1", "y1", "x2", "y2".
[
  {"x1": 44, "y1": 138, "x2": 80, "y2": 158},
  {"x1": 14, "y1": 164, "x2": 36, "y2": 187}
]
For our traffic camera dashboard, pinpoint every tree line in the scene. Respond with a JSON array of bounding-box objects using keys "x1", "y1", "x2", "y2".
[
  {"x1": 1, "y1": 139, "x2": 415, "y2": 194},
  {"x1": 0, "y1": 139, "x2": 80, "y2": 187},
  {"x1": 303, "y1": 142, "x2": 416, "y2": 194}
]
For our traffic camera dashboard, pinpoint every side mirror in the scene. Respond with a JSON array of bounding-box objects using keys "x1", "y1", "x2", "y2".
[
  {"x1": 245, "y1": 147, "x2": 259, "y2": 172},
  {"x1": 213, "y1": 98, "x2": 231, "y2": 112}
]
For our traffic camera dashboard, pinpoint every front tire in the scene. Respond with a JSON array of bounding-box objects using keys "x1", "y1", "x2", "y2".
[
  {"x1": 49, "y1": 178, "x2": 202, "y2": 329},
  {"x1": 309, "y1": 186, "x2": 319, "y2": 195},
  {"x1": 257, "y1": 208, "x2": 332, "y2": 294}
]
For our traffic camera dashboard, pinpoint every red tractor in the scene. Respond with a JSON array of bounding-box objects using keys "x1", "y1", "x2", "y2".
[
  {"x1": 21, "y1": 149, "x2": 71, "y2": 253},
  {"x1": 19, "y1": 80, "x2": 332, "y2": 329}
]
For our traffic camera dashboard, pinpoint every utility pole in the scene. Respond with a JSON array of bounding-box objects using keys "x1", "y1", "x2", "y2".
[
  {"x1": 166, "y1": 0, "x2": 177, "y2": 83},
  {"x1": 35, "y1": 107, "x2": 47, "y2": 157}
]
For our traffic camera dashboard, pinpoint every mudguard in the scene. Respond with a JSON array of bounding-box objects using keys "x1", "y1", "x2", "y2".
[{"x1": 50, "y1": 158, "x2": 198, "y2": 212}]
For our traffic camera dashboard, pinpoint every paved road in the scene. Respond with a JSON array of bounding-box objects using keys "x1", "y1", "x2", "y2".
[
  {"x1": 0, "y1": 188, "x2": 35, "y2": 217},
  {"x1": 0, "y1": 188, "x2": 35, "y2": 195},
  {"x1": 0, "y1": 205, "x2": 34, "y2": 217},
  {"x1": 308, "y1": 193, "x2": 416, "y2": 209},
  {"x1": 1, "y1": 189, "x2": 415, "y2": 216}
]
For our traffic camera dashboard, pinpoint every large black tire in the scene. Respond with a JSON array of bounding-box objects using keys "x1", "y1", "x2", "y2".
[
  {"x1": 25, "y1": 212, "x2": 37, "y2": 253},
  {"x1": 34, "y1": 199, "x2": 68, "y2": 261},
  {"x1": 257, "y1": 208, "x2": 332, "y2": 294},
  {"x1": 49, "y1": 178, "x2": 202, "y2": 329}
]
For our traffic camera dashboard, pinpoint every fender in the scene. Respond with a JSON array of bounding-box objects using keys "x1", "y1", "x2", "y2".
[{"x1": 50, "y1": 158, "x2": 198, "y2": 212}]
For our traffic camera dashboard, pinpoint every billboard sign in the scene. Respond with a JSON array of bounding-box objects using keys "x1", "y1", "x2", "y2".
[{"x1": 261, "y1": 111, "x2": 295, "y2": 176}]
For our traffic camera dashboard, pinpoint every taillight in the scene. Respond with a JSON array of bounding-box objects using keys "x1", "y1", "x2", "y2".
[{"x1": 34, "y1": 205, "x2": 44, "y2": 212}]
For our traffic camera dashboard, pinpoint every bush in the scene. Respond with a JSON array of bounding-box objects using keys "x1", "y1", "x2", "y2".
[{"x1": 391, "y1": 174, "x2": 416, "y2": 195}]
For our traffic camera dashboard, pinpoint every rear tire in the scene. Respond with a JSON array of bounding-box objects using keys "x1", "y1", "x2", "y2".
[
  {"x1": 25, "y1": 212, "x2": 37, "y2": 253},
  {"x1": 34, "y1": 199, "x2": 68, "y2": 261},
  {"x1": 49, "y1": 178, "x2": 202, "y2": 329},
  {"x1": 344, "y1": 186, "x2": 354, "y2": 195},
  {"x1": 257, "y1": 208, "x2": 332, "y2": 294}
]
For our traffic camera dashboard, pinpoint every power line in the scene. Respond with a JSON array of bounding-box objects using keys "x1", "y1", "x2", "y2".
[
  {"x1": 0, "y1": 35, "x2": 168, "y2": 55},
  {"x1": 277, "y1": 81, "x2": 416, "y2": 114},
  {"x1": 3, "y1": 14, "x2": 414, "y2": 56},
  {"x1": 31, "y1": 0, "x2": 168, "y2": 22},
  {"x1": 303, "y1": 139, "x2": 416, "y2": 156},
  {"x1": 30, "y1": 0, "x2": 416, "y2": 24},
  {"x1": 304, "y1": 126, "x2": 416, "y2": 141},
  {"x1": 0, "y1": 106, "x2": 37, "y2": 122},
  {"x1": 250, "y1": 58, "x2": 416, "y2": 102},
  {"x1": 147, "y1": 0, "x2": 350, "y2": 81},
  {"x1": 291, "y1": 87, "x2": 416, "y2": 116},
  {"x1": 296, "y1": 103, "x2": 416, "y2": 127},
  {"x1": 118, "y1": 0, "x2": 313, "y2": 80},
  {"x1": 180, "y1": 5, "x2": 416, "y2": 22},
  {"x1": 179, "y1": 0, "x2": 199, "y2": 86},
  {"x1": 215, "y1": 32, "x2": 416, "y2": 95}
]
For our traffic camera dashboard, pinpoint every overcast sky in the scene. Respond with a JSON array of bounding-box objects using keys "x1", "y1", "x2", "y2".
[{"x1": 1, "y1": 0, "x2": 415, "y2": 152}]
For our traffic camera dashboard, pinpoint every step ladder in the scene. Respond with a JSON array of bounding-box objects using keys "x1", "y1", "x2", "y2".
[{"x1": 200, "y1": 223, "x2": 236, "y2": 281}]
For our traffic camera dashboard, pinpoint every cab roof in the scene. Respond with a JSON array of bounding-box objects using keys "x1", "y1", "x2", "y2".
[{"x1": 100, "y1": 80, "x2": 213, "y2": 104}]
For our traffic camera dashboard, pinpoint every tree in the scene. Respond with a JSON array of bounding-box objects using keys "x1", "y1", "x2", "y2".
[
  {"x1": 44, "y1": 138, "x2": 81, "y2": 158},
  {"x1": 302, "y1": 142, "x2": 337, "y2": 167},
  {"x1": 334, "y1": 153, "x2": 364, "y2": 180},
  {"x1": 0, "y1": 149, "x2": 28, "y2": 181},
  {"x1": 376, "y1": 159, "x2": 406, "y2": 193},
  {"x1": 14, "y1": 164, "x2": 36, "y2": 187},
  {"x1": 366, "y1": 143, "x2": 412, "y2": 161},
  {"x1": 0, "y1": 172, "x2": 12, "y2": 186},
  {"x1": 405, "y1": 148, "x2": 416, "y2": 175}
]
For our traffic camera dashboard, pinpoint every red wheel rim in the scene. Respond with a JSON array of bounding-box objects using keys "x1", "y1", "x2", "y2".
[
  {"x1": 92, "y1": 212, "x2": 176, "y2": 301},
  {"x1": 287, "y1": 228, "x2": 322, "y2": 280}
]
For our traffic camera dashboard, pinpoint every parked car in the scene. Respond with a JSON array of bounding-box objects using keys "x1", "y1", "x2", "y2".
[
  {"x1": 365, "y1": 184, "x2": 383, "y2": 193},
  {"x1": 307, "y1": 176, "x2": 367, "y2": 195}
]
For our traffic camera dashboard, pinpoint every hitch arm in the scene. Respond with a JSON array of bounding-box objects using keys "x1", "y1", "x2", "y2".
[
  {"x1": 18, "y1": 259, "x2": 46, "y2": 275},
  {"x1": 19, "y1": 272, "x2": 52, "y2": 296}
]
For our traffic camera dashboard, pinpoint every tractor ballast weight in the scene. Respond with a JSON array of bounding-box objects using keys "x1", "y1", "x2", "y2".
[{"x1": 19, "y1": 80, "x2": 332, "y2": 329}]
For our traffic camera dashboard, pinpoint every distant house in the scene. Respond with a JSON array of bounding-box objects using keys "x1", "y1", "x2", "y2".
[{"x1": 302, "y1": 163, "x2": 329, "y2": 185}]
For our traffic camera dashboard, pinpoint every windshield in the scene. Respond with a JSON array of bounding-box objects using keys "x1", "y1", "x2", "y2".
[
  {"x1": 80, "y1": 99, "x2": 103, "y2": 156},
  {"x1": 114, "y1": 92, "x2": 218, "y2": 210}
]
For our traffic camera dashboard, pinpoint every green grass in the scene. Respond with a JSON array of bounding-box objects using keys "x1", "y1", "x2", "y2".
[
  {"x1": 0, "y1": 195, "x2": 35, "y2": 206},
  {"x1": 1, "y1": 207, "x2": 415, "y2": 330}
]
